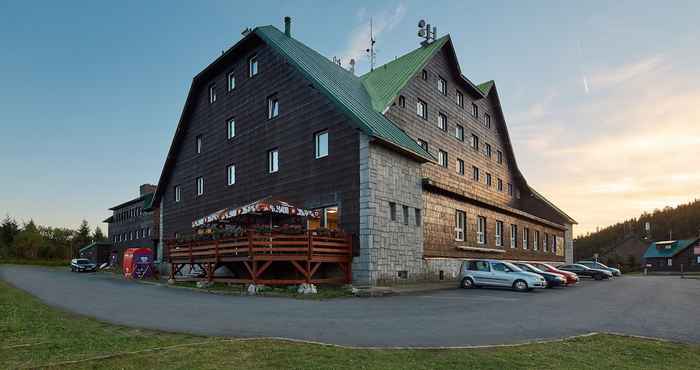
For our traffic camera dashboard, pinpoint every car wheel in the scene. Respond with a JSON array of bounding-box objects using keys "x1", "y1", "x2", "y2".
[
  {"x1": 513, "y1": 280, "x2": 529, "y2": 292},
  {"x1": 461, "y1": 277, "x2": 475, "y2": 289},
  {"x1": 594, "y1": 274, "x2": 603, "y2": 281},
  {"x1": 70, "y1": 267, "x2": 75, "y2": 272}
]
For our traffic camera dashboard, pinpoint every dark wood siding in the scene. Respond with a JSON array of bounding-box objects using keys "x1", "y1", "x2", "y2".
[
  {"x1": 160, "y1": 41, "x2": 360, "y2": 247},
  {"x1": 385, "y1": 45, "x2": 564, "y2": 261}
]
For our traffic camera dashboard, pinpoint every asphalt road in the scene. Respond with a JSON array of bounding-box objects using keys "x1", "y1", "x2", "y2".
[{"x1": 2, "y1": 265, "x2": 699, "y2": 347}]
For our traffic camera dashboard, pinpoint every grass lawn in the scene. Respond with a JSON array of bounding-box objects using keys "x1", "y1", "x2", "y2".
[
  {"x1": 2, "y1": 281, "x2": 700, "y2": 369},
  {"x1": 0, "y1": 258, "x2": 69, "y2": 267}
]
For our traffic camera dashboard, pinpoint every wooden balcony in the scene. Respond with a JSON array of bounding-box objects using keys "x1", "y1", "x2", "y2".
[{"x1": 166, "y1": 231, "x2": 352, "y2": 285}]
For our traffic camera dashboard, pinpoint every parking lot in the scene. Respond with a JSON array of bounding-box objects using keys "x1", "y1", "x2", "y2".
[{"x1": 1, "y1": 265, "x2": 699, "y2": 347}]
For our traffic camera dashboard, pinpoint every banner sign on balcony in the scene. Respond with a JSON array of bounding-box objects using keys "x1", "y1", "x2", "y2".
[{"x1": 192, "y1": 196, "x2": 320, "y2": 228}]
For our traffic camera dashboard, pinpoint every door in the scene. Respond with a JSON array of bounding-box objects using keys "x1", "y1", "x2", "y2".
[
  {"x1": 490, "y1": 262, "x2": 513, "y2": 286},
  {"x1": 471, "y1": 260, "x2": 493, "y2": 285}
]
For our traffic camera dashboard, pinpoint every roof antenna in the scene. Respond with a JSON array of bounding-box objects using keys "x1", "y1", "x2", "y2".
[
  {"x1": 417, "y1": 19, "x2": 437, "y2": 46},
  {"x1": 365, "y1": 18, "x2": 376, "y2": 71}
]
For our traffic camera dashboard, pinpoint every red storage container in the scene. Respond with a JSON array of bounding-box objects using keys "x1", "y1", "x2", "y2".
[{"x1": 123, "y1": 248, "x2": 154, "y2": 279}]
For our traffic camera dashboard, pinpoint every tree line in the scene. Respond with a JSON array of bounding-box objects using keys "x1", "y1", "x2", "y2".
[
  {"x1": 0, "y1": 215, "x2": 106, "y2": 261},
  {"x1": 574, "y1": 199, "x2": 700, "y2": 259}
]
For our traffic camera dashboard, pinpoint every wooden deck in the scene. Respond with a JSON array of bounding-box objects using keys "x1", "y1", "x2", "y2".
[{"x1": 166, "y1": 231, "x2": 352, "y2": 285}]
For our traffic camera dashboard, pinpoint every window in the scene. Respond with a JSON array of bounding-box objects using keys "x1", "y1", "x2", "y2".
[
  {"x1": 508, "y1": 183, "x2": 513, "y2": 196},
  {"x1": 227, "y1": 164, "x2": 236, "y2": 186},
  {"x1": 421, "y1": 69, "x2": 428, "y2": 80},
  {"x1": 667, "y1": 258, "x2": 673, "y2": 267},
  {"x1": 437, "y1": 76, "x2": 447, "y2": 95},
  {"x1": 248, "y1": 55, "x2": 258, "y2": 77},
  {"x1": 196, "y1": 177, "x2": 204, "y2": 196},
  {"x1": 456, "y1": 91, "x2": 464, "y2": 107},
  {"x1": 477, "y1": 216, "x2": 486, "y2": 244},
  {"x1": 309, "y1": 206, "x2": 339, "y2": 230},
  {"x1": 398, "y1": 95, "x2": 406, "y2": 108},
  {"x1": 552, "y1": 236, "x2": 557, "y2": 253},
  {"x1": 268, "y1": 149, "x2": 279, "y2": 173},
  {"x1": 227, "y1": 71, "x2": 236, "y2": 91},
  {"x1": 174, "y1": 185, "x2": 181, "y2": 202},
  {"x1": 456, "y1": 159, "x2": 465, "y2": 175},
  {"x1": 498, "y1": 178, "x2": 503, "y2": 191},
  {"x1": 486, "y1": 173, "x2": 492, "y2": 187},
  {"x1": 129, "y1": 231, "x2": 133, "y2": 240},
  {"x1": 484, "y1": 113, "x2": 491, "y2": 128},
  {"x1": 472, "y1": 102, "x2": 479, "y2": 117},
  {"x1": 227, "y1": 119, "x2": 235, "y2": 139},
  {"x1": 315, "y1": 131, "x2": 329, "y2": 159},
  {"x1": 402, "y1": 205, "x2": 409, "y2": 225},
  {"x1": 415, "y1": 209, "x2": 422, "y2": 226},
  {"x1": 470, "y1": 134, "x2": 479, "y2": 150},
  {"x1": 523, "y1": 227, "x2": 529, "y2": 249},
  {"x1": 497, "y1": 150, "x2": 503, "y2": 164},
  {"x1": 510, "y1": 224, "x2": 518, "y2": 248},
  {"x1": 147, "y1": 227, "x2": 151, "y2": 237},
  {"x1": 455, "y1": 210, "x2": 466, "y2": 241},
  {"x1": 267, "y1": 94, "x2": 279, "y2": 119},
  {"x1": 209, "y1": 84, "x2": 216, "y2": 104},
  {"x1": 516, "y1": 189, "x2": 521, "y2": 199},
  {"x1": 472, "y1": 166, "x2": 479, "y2": 181},
  {"x1": 455, "y1": 125, "x2": 464, "y2": 141},
  {"x1": 496, "y1": 221, "x2": 503, "y2": 247},
  {"x1": 389, "y1": 202, "x2": 397, "y2": 221},
  {"x1": 543, "y1": 233, "x2": 549, "y2": 252},
  {"x1": 416, "y1": 99, "x2": 428, "y2": 119},
  {"x1": 484, "y1": 143, "x2": 492, "y2": 158},
  {"x1": 196, "y1": 135, "x2": 203, "y2": 154},
  {"x1": 417, "y1": 139, "x2": 428, "y2": 152},
  {"x1": 534, "y1": 231, "x2": 539, "y2": 250},
  {"x1": 438, "y1": 149, "x2": 448, "y2": 168},
  {"x1": 437, "y1": 113, "x2": 447, "y2": 131}
]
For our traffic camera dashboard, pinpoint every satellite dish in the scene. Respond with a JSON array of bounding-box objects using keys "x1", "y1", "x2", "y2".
[{"x1": 418, "y1": 19, "x2": 426, "y2": 28}]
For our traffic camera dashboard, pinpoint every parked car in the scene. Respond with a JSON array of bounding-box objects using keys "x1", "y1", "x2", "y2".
[
  {"x1": 512, "y1": 262, "x2": 567, "y2": 288},
  {"x1": 529, "y1": 262, "x2": 579, "y2": 285},
  {"x1": 577, "y1": 260, "x2": 622, "y2": 276},
  {"x1": 459, "y1": 259, "x2": 547, "y2": 292},
  {"x1": 70, "y1": 258, "x2": 97, "y2": 272},
  {"x1": 557, "y1": 264, "x2": 612, "y2": 280}
]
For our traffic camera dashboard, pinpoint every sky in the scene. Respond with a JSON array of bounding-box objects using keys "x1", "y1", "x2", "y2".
[{"x1": 1, "y1": 1, "x2": 699, "y2": 237}]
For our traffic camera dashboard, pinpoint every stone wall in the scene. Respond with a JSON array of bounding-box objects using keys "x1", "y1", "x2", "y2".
[
  {"x1": 354, "y1": 134, "x2": 425, "y2": 285},
  {"x1": 565, "y1": 223, "x2": 574, "y2": 264}
]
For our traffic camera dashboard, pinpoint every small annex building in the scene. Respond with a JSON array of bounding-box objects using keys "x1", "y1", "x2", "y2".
[{"x1": 642, "y1": 238, "x2": 700, "y2": 272}]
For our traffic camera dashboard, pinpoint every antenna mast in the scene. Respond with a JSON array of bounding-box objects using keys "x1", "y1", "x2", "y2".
[{"x1": 365, "y1": 18, "x2": 376, "y2": 71}]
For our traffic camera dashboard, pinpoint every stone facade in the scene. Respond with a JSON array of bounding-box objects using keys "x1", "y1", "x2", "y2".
[{"x1": 354, "y1": 134, "x2": 424, "y2": 285}]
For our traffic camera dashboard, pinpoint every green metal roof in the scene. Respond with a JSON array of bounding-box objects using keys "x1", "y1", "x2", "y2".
[
  {"x1": 79, "y1": 241, "x2": 113, "y2": 254},
  {"x1": 254, "y1": 26, "x2": 434, "y2": 162},
  {"x1": 477, "y1": 80, "x2": 495, "y2": 95},
  {"x1": 109, "y1": 193, "x2": 154, "y2": 211},
  {"x1": 642, "y1": 239, "x2": 698, "y2": 259},
  {"x1": 360, "y1": 36, "x2": 449, "y2": 112}
]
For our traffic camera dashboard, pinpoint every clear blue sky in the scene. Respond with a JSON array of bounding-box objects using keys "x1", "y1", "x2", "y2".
[{"x1": 1, "y1": 1, "x2": 699, "y2": 235}]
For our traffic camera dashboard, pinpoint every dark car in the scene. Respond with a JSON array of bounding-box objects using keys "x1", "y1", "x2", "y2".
[
  {"x1": 70, "y1": 258, "x2": 97, "y2": 272},
  {"x1": 530, "y1": 262, "x2": 579, "y2": 285},
  {"x1": 557, "y1": 263, "x2": 612, "y2": 280},
  {"x1": 513, "y1": 262, "x2": 567, "y2": 288}
]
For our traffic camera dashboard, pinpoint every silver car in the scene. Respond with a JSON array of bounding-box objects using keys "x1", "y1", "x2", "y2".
[{"x1": 458, "y1": 259, "x2": 547, "y2": 292}]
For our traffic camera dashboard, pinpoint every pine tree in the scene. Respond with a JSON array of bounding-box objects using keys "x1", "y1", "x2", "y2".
[
  {"x1": 0, "y1": 215, "x2": 20, "y2": 257},
  {"x1": 93, "y1": 226, "x2": 106, "y2": 242},
  {"x1": 73, "y1": 220, "x2": 93, "y2": 256}
]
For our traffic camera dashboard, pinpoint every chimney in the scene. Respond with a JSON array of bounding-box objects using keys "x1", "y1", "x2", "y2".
[
  {"x1": 284, "y1": 16, "x2": 291, "y2": 37},
  {"x1": 140, "y1": 184, "x2": 157, "y2": 197}
]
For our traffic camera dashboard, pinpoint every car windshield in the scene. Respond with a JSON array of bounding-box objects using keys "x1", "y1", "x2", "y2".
[
  {"x1": 76, "y1": 259, "x2": 90, "y2": 265},
  {"x1": 502, "y1": 261, "x2": 523, "y2": 272},
  {"x1": 572, "y1": 264, "x2": 590, "y2": 269},
  {"x1": 523, "y1": 264, "x2": 544, "y2": 273}
]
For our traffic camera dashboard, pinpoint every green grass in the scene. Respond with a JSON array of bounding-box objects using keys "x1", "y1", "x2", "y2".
[
  {"x1": 2, "y1": 281, "x2": 700, "y2": 369},
  {"x1": 0, "y1": 258, "x2": 69, "y2": 267}
]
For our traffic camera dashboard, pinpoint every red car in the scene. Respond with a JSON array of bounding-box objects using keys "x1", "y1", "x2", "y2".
[{"x1": 530, "y1": 262, "x2": 579, "y2": 285}]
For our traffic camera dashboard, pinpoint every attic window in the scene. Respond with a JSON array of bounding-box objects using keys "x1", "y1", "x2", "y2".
[
  {"x1": 484, "y1": 113, "x2": 491, "y2": 128},
  {"x1": 249, "y1": 55, "x2": 258, "y2": 77},
  {"x1": 421, "y1": 69, "x2": 428, "y2": 81},
  {"x1": 456, "y1": 91, "x2": 464, "y2": 107},
  {"x1": 227, "y1": 71, "x2": 236, "y2": 91},
  {"x1": 209, "y1": 84, "x2": 217, "y2": 104},
  {"x1": 398, "y1": 95, "x2": 406, "y2": 108},
  {"x1": 416, "y1": 99, "x2": 428, "y2": 120},
  {"x1": 472, "y1": 103, "x2": 479, "y2": 118},
  {"x1": 497, "y1": 150, "x2": 503, "y2": 164},
  {"x1": 437, "y1": 76, "x2": 447, "y2": 95},
  {"x1": 267, "y1": 94, "x2": 279, "y2": 119}
]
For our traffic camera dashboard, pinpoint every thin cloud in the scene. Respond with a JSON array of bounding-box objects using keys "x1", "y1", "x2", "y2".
[
  {"x1": 337, "y1": 2, "x2": 407, "y2": 73},
  {"x1": 589, "y1": 55, "x2": 665, "y2": 89}
]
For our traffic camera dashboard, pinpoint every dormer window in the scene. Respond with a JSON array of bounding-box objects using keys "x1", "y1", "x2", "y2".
[{"x1": 398, "y1": 95, "x2": 406, "y2": 108}]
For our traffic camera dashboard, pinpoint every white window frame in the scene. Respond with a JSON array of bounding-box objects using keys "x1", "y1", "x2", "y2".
[
  {"x1": 438, "y1": 150, "x2": 448, "y2": 168},
  {"x1": 496, "y1": 220, "x2": 503, "y2": 247},
  {"x1": 456, "y1": 91, "x2": 464, "y2": 107},
  {"x1": 667, "y1": 258, "x2": 673, "y2": 267},
  {"x1": 455, "y1": 210, "x2": 466, "y2": 241},
  {"x1": 226, "y1": 119, "x2": 235, "y2": 140},
  {"x1": 416, "y1": 99, "x2": 427, "y2": 119},
  {"x1": 523, "y1": 228, "x2": 529, "y2": 249},
  {"x1": 267, "y1": 95, "x2": 279, "y2": 119},
  {"x1": 543, "y1": 233, "x2": 549, "y2": 252},
  {"x1": 455, "y1": 125, "x2": 464, "y2": 141},
  {"x1": 227, "y1": 71, "x2": 236, "y2": 91},
  {"x1": 485, "y1": 143, "x2": 491, "y2": 158},
  {"x1": 456, "y1": 159, "x2": 464, "y2": 175},
  {"x1": 471, "y1": 134, "x2": 479, "y2": 150},
  {"x1": 314, "y1": 131, "x2": 328, "y2": 159},
  {"x1": 533, "y1": 230, "x2": 539, "y2": 251},
  {"x1": 209, "y1": 84, "x2": 216, "y2": 104},
  {"x1": 437, "y1": 113, "x2": 447, "y2": 131},
  {"x1": 196, "y1": 177, "x2": 204, "y2": 196},
  {"x1": 510, "y1": 224, "x2": 517, "y2": 248},
  {"x1": 477, "y1": 216, "x2": 486, "y2": 245},
  {"x1": 268, "y1": 149, "x2": 279, "y2": 173},
  {"x1": 472, "y1": 102, "x2": 478, "y2": 117},
  {"x1": 437, "y1": 77, "x2": 447, "y2": 95},
  {"x1": 227, "y1": 164, "x2": 236, "y2": 186},
  {"x1": 249, "y1": 55, "x2": 258, "y2": 77},
  {"x1": 174, "y1": 185, "x2": 181, "y2": 202},
  {"x1": 472, "y1": 166, "x2": 479, "y2": 181}
]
